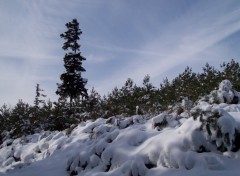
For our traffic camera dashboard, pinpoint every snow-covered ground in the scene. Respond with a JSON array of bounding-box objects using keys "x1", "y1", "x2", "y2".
[{"x1": 1, "y1": 80, "x2": 240, "y2": 176}]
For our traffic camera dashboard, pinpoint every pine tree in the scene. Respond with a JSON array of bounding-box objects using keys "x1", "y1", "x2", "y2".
[
  {"x1": 141, "y1": 75, "x2": 157, "y2": 114},
  {"x1": 197, "y1": 63, "x2": 221, "y2": 97},
  {"x1": 120, "y1": 78, "x2": 135, "y2": 115},
  {"x1": 177, "y1": 67, "x2": 199, "y2": 101},
  {"x1": 83, "y1": 87, "x2": 103, "y2": 119},
  {"x1": 32, "y1": 84, "x2": 46, "y2": 131},
  {"x1": 10, "y1": 100, "x2": 32, "y2": 137},
  {"x1": 0, "y1": 104, "x2": 11, "y2": 136},
  {"x1": 34, "y1": 83, "x2": 46, "y2": 112},
  {"x1": 107, "y1": 87, "x2": 122, "y2": 116},
  {"x1": 56, "y1": 19, "x2": 88, "y2": 108},
  {"x1": 159, "y1": 77, "x2": 175, "y2": 108},
  {"x1": 220, "y1": 59, "x2": 240, "y2": 90}
]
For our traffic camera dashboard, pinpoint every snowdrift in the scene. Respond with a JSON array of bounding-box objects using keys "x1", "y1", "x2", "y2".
[{"x1": 1, "y1": 80, "x2": 240, "y2": 176}]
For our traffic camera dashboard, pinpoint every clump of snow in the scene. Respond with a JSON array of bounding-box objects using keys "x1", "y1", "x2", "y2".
[
  {"x1": 152, "y1": 112, "x2": 168, "y2": 130},
  {"x1": 152, "y1": 112, "x2": 180, "y2": 130},
  {"x1": 181, "y1": 96, "x2": 193, "y2": 112},
  {"x1": 217, "y1": 111, "x2": 238, "y2": 151},
  {"x1": 219, "y1": 80, "x2": 233, "y2": 92},
  {"x1": 191, "y1": 81, "x2": 240, "y2": 153},
  {"x1": 132, "y1": 115, "x2": 145, "y2": 124},
  {"x1": 205, "y1": 79, "x2": 239, "y2": 104},
  {"x1": 130, "y1": 156, "x2": 147, "y2": 176}
]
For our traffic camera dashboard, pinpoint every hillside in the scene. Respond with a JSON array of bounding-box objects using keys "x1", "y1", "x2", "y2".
[{"x1": 1, "y1": 80, "x2": 240, "y2": 176}]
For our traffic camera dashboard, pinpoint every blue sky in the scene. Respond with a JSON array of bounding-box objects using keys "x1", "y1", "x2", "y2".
[{"x1": 1, "y1": 0, "x2": 240, "y2": 105}]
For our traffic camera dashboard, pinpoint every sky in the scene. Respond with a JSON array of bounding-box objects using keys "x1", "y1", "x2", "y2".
[{"x1": 1, "y1": 0, "x2": 240, "y2": 105}]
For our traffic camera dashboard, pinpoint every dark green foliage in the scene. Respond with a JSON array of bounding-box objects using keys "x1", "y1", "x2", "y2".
[
  {"x1": 34, "y1": 84, "x2": 46, "y2": 111},
  {"x1": 82, "y1": 87, "x2": 103, "y2": 119},
  {"x1": 51, "y1": 98, "x2": 78, "y2": 131},
  {"x1": 158, "y1": 60, "x2": 240, "y2": 110},
  {"x1": 120, "y1": 78, "x2": 136, "y2": 115},
  {"x1": 198, "y1": 110, "x2": 221, "y2": 134},
  {"x1": 32, "y1": 84, "x2": 47, "y2": 131},
  {"x1": 192, "y1": 108, "x2": 224, "y2": 152},
  {"x1": 0, "y1": 104, "x2": 11, "y2": 140},
  {"x1": 1, "y1": 59, "x2": 240, "y2": 144},
  {"x1": 39, "y1": 99, "x2": 55, "y2": 130},
  {"x1": 102, "y1": 76, "x2": 161, "y2": 117},
  {"x1": 141, "y1": 75, "x2": 160, "y2": 114},
  {"x1": 159, "y1": 67, "x2": 197, "y2": 109},
  {"x1": 173, "y1": 67, "x2": 200, "y2": 101},
  {"x1": 9, "y1": 100, "x2": 33, "y2": 138},
  {"x1": 197, "y1": 63, "x2": 221, "y2": 96},
  {"x1": 191, "y1": 79, "x2": 240, "y2": 153},
  {"x1": 220, "y1": 59, "x2": 240, "y2": 90},
  {"x1": 159, "y1": 77, "x2": 174, "y2": 108},
  {"x1": 56, "y1": 18, "x2": 88, "y2": 107}
]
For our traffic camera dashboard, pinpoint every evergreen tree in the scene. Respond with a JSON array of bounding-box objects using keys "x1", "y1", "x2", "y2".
[
  {"x1": 141, "y1": 75, "x2": 158, "y2": 114},
  {"x1": 220, "y1": 59, "x2": 240, "y2": 90},
  {"x1": 10, "y1": 100, "x2": 32, "y2": 137},
  {"x1": 56, "y1": 19, "x2": 88, "y2": 108},
  {"x1": 83, "y1": 87, "x2": 103, "y2": 119},
  {"x1": 41, "y1": 99, "x2": 54, "y2": 130},
  {"x1": 0, "y1": 104, "x2": 11, "y2": 135},
  {"x1": 106, "y1": 87, "x2": 122, "y2": 116},
  {"x1": 34, "y1": 83, "x2": 46, "y2": 113},
  {"x1": 176, "y1": 66, "x2": 199, "y2": 101},
  {"x1": 120, "y1": 78, "x2": 135, "y2": 115},
  {"x1": 159, "y1": 77, "x2": 175, "y2": 108},
  {"x1": 31, "y1": 84, "x2": 46, "y2": 132},
  {"x1": 52, "y1": 97, "x2": 72, "y2": 131},
  {"x1": 197, "y1": 63, "x2": 221, "y2": 97}
]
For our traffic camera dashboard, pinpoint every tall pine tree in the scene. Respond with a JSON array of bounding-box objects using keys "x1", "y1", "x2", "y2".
[
  {"x1": 56, "y1": 19, "x2": 88, "y2": 107},
  {"x1": 34, "y1": 83, "x2": 46, "y2": 112}
]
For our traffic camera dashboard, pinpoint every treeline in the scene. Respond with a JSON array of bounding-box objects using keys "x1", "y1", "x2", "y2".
[
  {"x1": 0, "y1": 59, "x2": 239, "y2": 141},
  {"x1": 100, "y1": 59, "x2": 240, "y2": 116}
]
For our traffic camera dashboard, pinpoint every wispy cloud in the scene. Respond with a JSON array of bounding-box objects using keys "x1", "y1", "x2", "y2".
[
  {"x1": 0, "y1": 0, "x2": 109, "y2": 104},
  {"x1": 1, "y1": 0, "x2": 240, "y2": 104},
  {"x1": 92, "y1": 1, "x2": 240, "y2": 94}
]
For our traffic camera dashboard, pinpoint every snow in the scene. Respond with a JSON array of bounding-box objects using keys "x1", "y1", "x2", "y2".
[
  {"x1": 0, "y1": 106, "x2": 239, "y2": 176},
  {"x1": 215, "y1": 80, "x2": 236, "y2": 104},
  {"x1": 219, "y1": 80, "x2": 233, "y2": 92},
  {"x1": 1, "y1": 81, "x2": 240, "y2": 175},
  {"x1": 218, "y1": 112, "x2": 237, "y2": 136}
]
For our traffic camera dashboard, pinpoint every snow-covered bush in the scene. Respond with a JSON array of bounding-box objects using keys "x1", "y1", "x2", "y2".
[
  {"x1": 152, "y1": 111, "x2": 180, "y2": 131},
  {"x1": 152, "y1": 112, "x2": 168, "y2": 130},
  {"x1": 191, "y1": 80, "x2": 240, "y2": 152},
  {"x1": 201, "y1": 80, "x2": 239, "y2": 104},
  {"x1": 192, "y1": 107, "x2": 240, "y2": 152}
]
